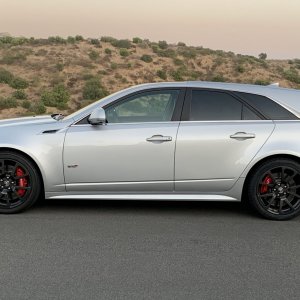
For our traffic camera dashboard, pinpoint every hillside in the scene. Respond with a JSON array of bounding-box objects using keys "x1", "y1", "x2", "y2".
[{"x1": 0, "y1": 35, "x2": 300, "y2": 119}]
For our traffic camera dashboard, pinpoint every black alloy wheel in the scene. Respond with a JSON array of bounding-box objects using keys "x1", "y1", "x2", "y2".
[
  {"x1": 0, "y1": 152, "x2": 41, "y2": 213},
  {"x1": 248, "y1": 159, "x2": 300, "y2": 220}
]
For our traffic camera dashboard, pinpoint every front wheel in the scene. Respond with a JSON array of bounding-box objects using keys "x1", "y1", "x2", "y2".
[
  {"x1": 248, "y1": 159, "x2": 300, "y2": 220},
  {"x1": 0, "y1": 152, "x2": 41, "y2": 214}
]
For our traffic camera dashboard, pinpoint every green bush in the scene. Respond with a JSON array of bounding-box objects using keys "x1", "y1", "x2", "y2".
[
  {"x1": 101, "y1": 36, "x2": 117, "y2": 43},
  {"x1": 0, "y1": 97, "x2": 18, "y2": 109},
  {"x1": 158, "y1": 40, "x2": 168, "y2": 49},
  {"x1": 259, "y1": 53, "x2": 267, "y2": 60},
  {"x1": 157, "y1": 49, "x2": 176, "y2": 58},
  {"x1": 13, "y1": 89, "x2": 27, "y2": 99},
  {"x1": 30, "y1": 102, "x2": 46, "y2": 114},
  {"x1": 140, "y1": 54, "x2": 153, "y2": 63},
  {"x1": 283, "y1": 69, "x2": 300, "y2": 84},
  {"x1": 75, "y1": 35, "x2": 84, "y2": 42},
  {"x1": 254, "y1": 79, "x2": 271, "y2": 86},
  {"x1": 119, "y1": 48, "x2": 129, "y2": 57},
  {"x1": 236, "y1": 64, "x2": 245, "y2": 73},
  {"x1": 48, "y1": 36, "x2": 66, "y2": 44},
  {"x1": 156, "y1": 69, "x2": 167, "y2": 80},
  {"x1": 171, "y1": 69, "x2": 184, "y2": 81},
  {"x1": 90, "y1": 39, "x2": 100, "y2": 46},
  {"x1": 67, "y1": 36, "x2": 76, "y2": 44},
  {"x1": 56, "y1": 63, "x2": 64, "y2": 71},
  {"x1": 82, "y1": 78, "x2": 107, "y2": 100},
  {"x1": 105, "y1": 48, "x2": 112, "y2": 55},
  {"x1": 1, "y1": 52, "x2": 27, "y2": 64},
  {"x1": 88, "y1": 50, "x2": 99, "y2": 61},
  {"x1": 41, "y1": 84, "x2": 70, "y2": 108},
  {"x1": 211, "y1": 74, "x2": 227, "y2": 82},
  {"x1": 0, "y1": 68, "x2": 14, "y2": 84},
  {"x1": 132, "y1": 37, "x2": 143, "y2": 44},
  {"x1": 177, "y1": 42, "x2": 186, "y2": 47},
  {"x1": 21, "y1": 100, "x2": 31, "y2": 109},
  {"x1": 10, "y1": 77, "x2": 29, "y2": 89},
  {"x1": 111, "y1": 39, "x2": 132, "y2": 49}
]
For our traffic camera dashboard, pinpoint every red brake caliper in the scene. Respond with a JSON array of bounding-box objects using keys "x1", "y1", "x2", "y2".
[
  {"x1": 16, "y1": 167, "x2": 27, "y2": 197},
  {"x1": 260, "y1": 175, "x2": 272, "y2": 194}
]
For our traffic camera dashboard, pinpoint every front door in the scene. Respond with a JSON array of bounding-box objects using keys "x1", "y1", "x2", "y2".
[{"x1": 64, "y1": 89, "x2": 184, "y2": 192}]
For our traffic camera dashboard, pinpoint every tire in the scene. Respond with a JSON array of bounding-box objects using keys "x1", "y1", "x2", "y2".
[
  {"x1": 0, "y1": 151, "x2": 42, "y2": 214},
  {"x1": 248, "y1": 158, "x2": 300, "y2": 220}
]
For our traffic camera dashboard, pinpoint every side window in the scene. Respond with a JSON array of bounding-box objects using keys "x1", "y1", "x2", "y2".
[
  {"x1": 105, "y1": 90, "x2": 180, "y2": 123},
  {"x1": 236, "y1": 92, "x2": 298, "y2": 120}
]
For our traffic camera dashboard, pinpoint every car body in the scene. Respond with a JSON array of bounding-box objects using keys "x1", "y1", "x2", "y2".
[{"x1": 1, "y1": 81, "x2": 300, "y2": 219}]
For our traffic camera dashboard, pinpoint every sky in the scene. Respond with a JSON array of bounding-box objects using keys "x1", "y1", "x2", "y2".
[{"x1": 0, "y1": 0, "x2": 299, "y2": 59}]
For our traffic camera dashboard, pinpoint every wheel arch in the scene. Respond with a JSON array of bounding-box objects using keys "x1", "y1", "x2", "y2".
[
  {"x1": 0, "y1": 147, "x2": 45, "y2": 196},
  {"x1": 242, "y1": 154, "x2": 300, "y2": 201}
]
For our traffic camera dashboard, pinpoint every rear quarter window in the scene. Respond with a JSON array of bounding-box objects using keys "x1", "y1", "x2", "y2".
[{"x1": 235, "y1": 92, "x2": 298, "y2": 120}]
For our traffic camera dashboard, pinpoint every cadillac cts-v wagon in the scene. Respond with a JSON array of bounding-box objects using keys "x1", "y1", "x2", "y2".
[{"x1": 1, "y1": 81, "x2": 300, "y2": 220}]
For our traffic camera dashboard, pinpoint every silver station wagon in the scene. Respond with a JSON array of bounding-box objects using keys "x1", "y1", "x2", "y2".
[{"x1": 1, "y1": 81, "x2": 300, "y2": 220}]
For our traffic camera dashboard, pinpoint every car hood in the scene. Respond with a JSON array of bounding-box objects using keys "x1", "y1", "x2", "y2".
[{"x1": 0, "y1": 115, "x2": 57, "y2": 128}]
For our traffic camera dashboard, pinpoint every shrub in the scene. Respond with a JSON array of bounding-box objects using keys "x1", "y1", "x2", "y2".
[
  {"x1": 132, "y1": 37, "x2": 143, "y2": 44},
  {"x1": 110, "y1": 62, "x2": 118, "y2": 70},
  {"x1": 254, "y1": 79, "x2": 271, "y2": 86},
  {"x1": 13, "y1": 90, "x2": 27, "y2": 99},
  {"x1": 119, "y1": 48, "x2": 129, "y2": 57},
  {"x1": 0, "y1": 97, "x2": 18, "y2": 109},
  {"x1": 236, "y1": 64, "x2": 245, "y2": 73},
  {"x1": 171, "y1": 69, "x2": 184, "y2": 81},
  {"x1": 1, "y1": 52, "x2": 27, "y2": 64},
  {"x1": 90, "y1": 39, "x2": 100, "y2": 46},
  {"x1": 140, "y1": 54, "x2": 153, "y2": 63},
  {"x1": 75, "y1": 35, "x2": 84, "y2": 42},
  {"x1": 67, "y1": 36, "x2": 76, "y2": 44},
  {"x1": 111, "y1": 39, "x2": 132, "y2": 49},
  {"x1": 22, "y1": 100, "x2": 31, "y2": 109},
  {"x1": 211, "y1": 74, "x2": 227, "y2": 82},
  {"x1": 259, "y1": 53, "x2": 267, "y2": 60},
  {"x1": 48, "y1": 36, "x2": 66, "y2": 44},
  {"x1": 156, "y1": 69, "x2": 167, "y2": 80},
  {"x1": 283, "y1": 69, "x2": 300, "y2": 84},
  {"x1": 88, "y1": 50, "x2": 99, "y2": 60},
  {"x1": 0, "y1": 68, "x2": 14, "y2": 84},
  {"x1": 158, "y1": 40, "x2": 168, "y2": 49},
  {"x1": 56, "y1": 63, "x2": 64, "y2": 71},
  {"x1": 101, "y1": 36, "x2": 117, "y2": 43},
  {"x1": 10, "y1": 77, "x2": 29, "y2": 89},
  {"x1": 30, "y1": 102, "x2": 46, "y2": 114},
  {"x1": 177, "y1": 42, "x2": 186, "y2": 47},
  {"x1": 104, "y1": 48, "x2": 112, "y2": 55},
  {"x1": 82, "y1": 78, "x2": 107, "y2": 100},
  {"x1": 41, "y1": 84, "x2": 70, "y2": 108}
]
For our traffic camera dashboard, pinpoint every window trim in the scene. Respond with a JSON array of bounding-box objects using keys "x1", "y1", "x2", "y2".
[
  {"x1": 74, "y1": 88, "x2": 186, "y2": 125},
  {"x1": 181, "y1": 88, "x2": 265, "y2": 121}
]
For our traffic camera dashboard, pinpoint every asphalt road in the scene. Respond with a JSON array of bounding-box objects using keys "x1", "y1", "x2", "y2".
[{"x1": 1, "y1": 200, "x2": 300, "y2": 300}]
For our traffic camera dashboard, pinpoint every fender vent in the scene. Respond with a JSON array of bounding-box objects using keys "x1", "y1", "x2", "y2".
[{"x1": 42, "y1": 129, "x2": 59, "y2": 134}]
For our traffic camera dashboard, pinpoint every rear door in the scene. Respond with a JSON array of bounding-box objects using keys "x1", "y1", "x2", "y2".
[{"x1": 175, "y1": 88, "x2": 275, "y2": 192}]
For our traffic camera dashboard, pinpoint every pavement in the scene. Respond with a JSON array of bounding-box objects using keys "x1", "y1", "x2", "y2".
[{"x1": 1, "y1": 200, "x2": 300, "y2": 300}]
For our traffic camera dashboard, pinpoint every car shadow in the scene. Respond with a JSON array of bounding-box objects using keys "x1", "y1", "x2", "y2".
[{"x1": 33, "y1": 198, "x2": 258, "y2": 219}]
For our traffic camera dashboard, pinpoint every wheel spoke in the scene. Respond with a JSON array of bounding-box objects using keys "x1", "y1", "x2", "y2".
[
  {"x1": 289, "y1": 192, "x2": 300, "y2": 198},
  {"x1": 266, "y1": 195, "x2": 276, "y2": 208},
  {"x1": 260, "y1": 193, "x2": 274, "y2": 198},
  {"x1": 283, "y1": 198, "x2": 295, "y2": 211},
  {"x1": 279, "y1": 199, "x2": 283, "y2": 213}
]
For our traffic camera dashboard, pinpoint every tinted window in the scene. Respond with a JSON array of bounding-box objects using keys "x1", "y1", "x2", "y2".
[
  {"x1": 243, "y1": 105, "x2": 261, "y2": 120},
  {"x1": 236, "y1": 92, "x2": 298, "y2": 120},
  {"x1": 190, "y1": 90, "x2": 243, "y2": 121},
  {"x1": 105, "y1": 90, "x2": 180, "y2": 123}
]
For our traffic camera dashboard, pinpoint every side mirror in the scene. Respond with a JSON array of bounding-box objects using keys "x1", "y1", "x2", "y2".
[{"x1": 88, "y1": 107, "x2": 106, "y2": 125}]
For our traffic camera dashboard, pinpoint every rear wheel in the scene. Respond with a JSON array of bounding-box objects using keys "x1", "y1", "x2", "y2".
[
  {"x1": 0, "y1": 152, "x2": 41, "y2": 214},
  {"x1": 248, "y1": 159, "x2": 300, "y2": 220}
]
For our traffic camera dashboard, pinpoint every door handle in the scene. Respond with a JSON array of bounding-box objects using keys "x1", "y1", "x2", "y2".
[
  {"x1": 146, "y1": 135, "x2": 172, "y2": 142},
  {"x1": 230, "y1": 132, "x2": 256, "y2": 139}
]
